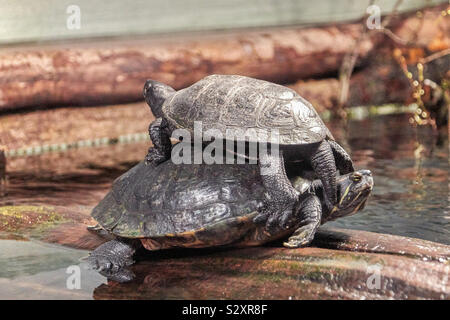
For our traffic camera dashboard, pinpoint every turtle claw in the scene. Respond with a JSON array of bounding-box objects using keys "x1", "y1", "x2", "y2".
[
  {"x1": 145, "y1": 148, "x2": 169, "y2": 167},
  {"x1": 254, "y1": 203, "x2": 293, "y2": 235},
  {"x1": 100, "y1": 268, "x2": 135, "y2": 283},
  {"x1": 283, "y1": 239, "x2": 309, "y2": 248},
  {"x1": 85, "y1": 253, "x2": 136, "y2": 283},
  {"x1": 279, "y1": 210, "x2": 294, "y2": 230},
  {"x1": 283, "y1": 224, "x2": 316, "y2": 248},
  {"x1": 86, "y1": 224, "x2": 102, "y2": 231},
  {"x1": 85, "y1": 254, "x2": 133, "y2": 272},
  {"x1": 85, "y1": 240, "x2": 137, "y2": 283}
]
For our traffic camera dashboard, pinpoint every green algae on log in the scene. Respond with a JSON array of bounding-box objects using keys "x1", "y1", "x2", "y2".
[
  {"x1": 0, "y1": 205, "x2": 63, "y2": 235},
  {"x1": 0, "y1": 205, "x2": 91, "y2": 239}
]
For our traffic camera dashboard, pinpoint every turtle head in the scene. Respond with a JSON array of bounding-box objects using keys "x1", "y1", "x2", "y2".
[
  {"x1": 321, "y1": 169, "x2": 373, "y2": 223},
  {"x1": 143, "y1": 80, "x2": 176, "y2": 118}
]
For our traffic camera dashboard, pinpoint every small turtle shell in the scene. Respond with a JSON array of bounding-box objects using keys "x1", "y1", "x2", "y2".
[{"x1": 162, "y1": 75, "x2": 334, "y2": 145}]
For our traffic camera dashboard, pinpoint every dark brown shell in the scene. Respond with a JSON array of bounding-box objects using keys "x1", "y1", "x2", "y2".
[
  {"x1": 163, "y1": 75, "x2": 334, "y2": 145},
  {"x1": 91, "y1": 161, "x2": 266, "y2": 239}
]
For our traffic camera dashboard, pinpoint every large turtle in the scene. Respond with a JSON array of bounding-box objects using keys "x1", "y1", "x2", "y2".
[
  {"x1": 143, "y1": 75, "x2": 354, "y2": 231},
  {"x1": 87, "y1": 160, "x2": 373, "y2": 282}
]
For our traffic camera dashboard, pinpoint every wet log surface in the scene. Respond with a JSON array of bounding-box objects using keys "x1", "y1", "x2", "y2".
[
  {"x1": 93, "y1": 243, "x2": 449, "y2": 300},
  {"x1": 1, "y1": 202, "x2": 448, "y2": 299}
]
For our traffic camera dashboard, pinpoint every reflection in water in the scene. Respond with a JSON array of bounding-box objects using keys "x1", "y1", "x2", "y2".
[{"x1": 0, "y1": 240, "x2": 105, "y2": 299}]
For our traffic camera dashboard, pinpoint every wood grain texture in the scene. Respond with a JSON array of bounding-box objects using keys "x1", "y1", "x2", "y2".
[{"x1": 0, "y1": 23, "x2": 375, "y2": 111}]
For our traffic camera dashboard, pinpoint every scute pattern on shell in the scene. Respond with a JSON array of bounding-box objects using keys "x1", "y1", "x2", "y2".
[
  {"x1": 91, "y1": 161, "x2": 267, "y2": 239},
  {"x1": 163, "y1": 75, "x2": 333, "y2": 145}
]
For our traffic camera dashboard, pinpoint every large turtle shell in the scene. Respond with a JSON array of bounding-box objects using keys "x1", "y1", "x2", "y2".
[
  {"x1": 91, "y1": 161, "x2": 268, "y2": 241},
  {"x1": 162, "y1": 75, "x2": 334, "y2": 145}
]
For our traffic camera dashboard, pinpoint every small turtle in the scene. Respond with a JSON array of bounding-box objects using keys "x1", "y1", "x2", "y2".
[
  {"x1": 87, "y1": 160, "x2": 373, "y2": 282},
  {"x1": 143, "y1": 75, "x2": 354, "y2": 231}
]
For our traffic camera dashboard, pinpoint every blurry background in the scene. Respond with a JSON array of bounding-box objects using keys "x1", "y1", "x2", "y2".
[{"x1": 0, "y1": 0, "x2": 444, "y2": 43}]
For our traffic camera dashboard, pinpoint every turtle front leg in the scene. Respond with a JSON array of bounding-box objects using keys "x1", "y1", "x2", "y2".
[
  {"x1": 145, "y1": 117, "x2": 172, "y2": 166},
  {"x1": 283, "y1": 194, "x2": 321, "y2": 248},
  {"x1": 310, "y1": 140, "x2": 337, "y2": 211},
  {"x1": 85, "y1": 239, "x2": 140, "y2": 283},
  {"x1": 329, "y1": 140, "x2": 354, "y2": 174},
  {"x1": 254, "y1": 150, "x2": 299, "y2": 233}
]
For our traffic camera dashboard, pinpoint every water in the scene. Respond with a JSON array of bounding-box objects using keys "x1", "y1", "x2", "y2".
[
  {"x1": 0, "y1": 112, "x2": 448, "y2": 299},
  {"x1": 0, "y1": 240, "x2": 105, "y2": 299},
  {"x1": 327, "y1": 114, "x2": 449, "y2": 244}
]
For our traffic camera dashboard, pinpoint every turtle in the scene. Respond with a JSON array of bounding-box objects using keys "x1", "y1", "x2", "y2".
[
  {"x1": 86, "y1": 159, "x2": 373, "y2": 283},
  {"x1": 143, "y1": 74, "x2": 354, "y2": 232}
]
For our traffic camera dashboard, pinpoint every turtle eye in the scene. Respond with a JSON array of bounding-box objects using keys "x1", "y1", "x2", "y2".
[{"x1": 351, "y1": 173, "x2": 362, "y2": 182}]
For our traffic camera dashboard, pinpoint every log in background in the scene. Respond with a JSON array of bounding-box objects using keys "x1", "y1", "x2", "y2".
[{"x1": 0, "y1": 23, "x2": 374, "y2": 111}]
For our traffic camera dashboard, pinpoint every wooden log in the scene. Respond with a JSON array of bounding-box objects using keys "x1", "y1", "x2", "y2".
[
  {"x1": 1, "y1": 46, "x2": 446, "y2": 153},
  {"x1": 0, "y1": 148, "x2": 5, "y2": 197},
  {"x1": 0, "y1": 4, "x2": 447, "y2": 113},
  {"x1": 2, "y1": 202, "x2": 448, "y2": 300},
  {"x1": 92, "y1": 244, "x2": 449, "y2": 300},
  {"x1": 1, "y1": 202, "x2": 448, "y2": 299},
  {"x1": 0, "y1": 102, "x2": 153, "y2": 152},
  {"x1": 0, "y1": 23, "x2": 376, "y2": 112}
]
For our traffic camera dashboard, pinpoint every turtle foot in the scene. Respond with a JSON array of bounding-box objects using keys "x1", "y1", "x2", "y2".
[
  {"x1": 100, "y1": 267, "x2": 135, "y2": 283},
  {"x1": 283, "y1": 224, "x2": 316, "y2": 248},
  {"x1": 145, "y1": 148, "x2": 169, "y2": 167},
  {"x1": 254, "y1": 203, "x2": 294, "y2": 235},
  {"x1": 85, "y1": 240, "x2": 136, "y2": 282}
]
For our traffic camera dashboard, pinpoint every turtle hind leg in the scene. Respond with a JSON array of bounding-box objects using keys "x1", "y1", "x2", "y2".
[
  {"x1": 283, "y1": 194, "x2": 321, "y2": 248},
  {"x1": 254, "y1": 150, "x2": 299, "y2": 234},
  {"x1": 145, "y1": 117, "x2": 172, "y2": 166},
  {"x1": 85, "y1": 239, "x2": 140, "y2": 283},
  {"x1": 310, "y1": 140, "x2": 337, "y2": 211},
  {"x1": 328, "y1": 140, "x2": 354, "y2": 174}
]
